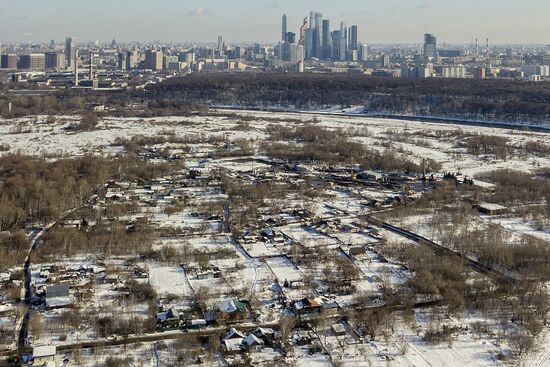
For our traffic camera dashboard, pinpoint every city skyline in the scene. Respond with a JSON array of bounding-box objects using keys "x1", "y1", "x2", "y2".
[{"x1": 1, "y1": 0, "x2": 549, "y2": 44}]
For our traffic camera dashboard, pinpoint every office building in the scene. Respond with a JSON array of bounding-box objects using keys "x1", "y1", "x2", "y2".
[
  {"x1": 126, "y1": 50, "x2": 139, "y2": 69},
  {"x1": 18, "y1": 53, "x2": 46, "y2": 70},
  {"x1": 289, "y1": 44, "x2": 304, "y2": 64},
  {"x1": 309, "y1": 11, "x2": 323, "y2": 59},
  {"x1": 1, "y1": 54, "x2": 18, "y2": 69},
  {"x1": 217, "y1": 36, "x2": 223, "y2": 57},
  {"x1": 65, "y1": 37, "x2": 77, "y2": 67},
  {"x1": 424, "y1": 33, "x2": 437, "y2": 58},
  {"x1": 118, "y1": 52, "x2": 127, "y2": 70},
  {"x1": 349, "y1": 25, "x2": 358, "y2": 51},
  {"x1": 45, "y1": 52, "x2": 65, "y2": 69},
  {"x1": 360, "y1": 43, "x2": 369, "y2": 61},
  {"x1": 145, "y1": 50, "x2": 163, "y2": 70},
  {"x1": 322, "y1": 19, "x2": 331, "y2": 60},
  {"x1": 180, "y1": 52, "x2": 196, "y2": 64},
  {"x1": 282, "y1": 14, "x2": 287, "y2": 41}
]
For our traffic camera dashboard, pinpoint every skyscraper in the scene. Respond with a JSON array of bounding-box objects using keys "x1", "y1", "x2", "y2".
[
  {"x1": 65, "y1": 37, "x2": 76, "y2": 68},
  {"x1": 282, "y1": 14, "x2": 287, "y2": 41},
  {"x1": 322, "y1": 19, "x2": 331, "y2": 60},
  {"x1": 217, "y1": 36, "x2": 223, "y2": 57},
  {"x1": 309, "y1": 11, "x2": 323, "y2": 59},
  {"x1": 424, "y1": 33, "x2": 437, "y2": 58},
  {"x1": 299, "y1": 17, "x2": 308, "y2": 45},
  {"x1": 349, "y1": 26, "x2": 358, "y2": 51}
]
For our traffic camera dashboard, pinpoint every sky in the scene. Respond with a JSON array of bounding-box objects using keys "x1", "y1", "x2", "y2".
[{"x1": 1, "y1": 0, "x2": 549, "y2": 45}]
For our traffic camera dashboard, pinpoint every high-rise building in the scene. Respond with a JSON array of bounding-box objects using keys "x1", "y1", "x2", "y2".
[
  {"x1": 309, "y1": 11, "x2": 323, "y2": 58},
  {"x1": 282, "y1": 14, "x2": 287, "y2": 41},
  {"x1": 65, "y1": 37, "x2": 77, "y2": 68},
  {"x1": 304, "y1": 28, "x2": 314, "y2": 59},
  {"x1": 423, "y1": 33, "x2": 437, "y2": 58},
  {"x1": 322, "y1": 19, "x2": 331, "y2": 60},
  {"x1": 285, "y1": 32, "x2": 296, "y2": 44},
  {"x1": 118, "y1": 52, "x2": 127, "y2": 70},
  {"x1": 217, "y1": 36, "x2": 223, "y2": 57},
  {"x1": 18, "y1": 54, "x2": 46, "y2": 70},
  {"x1": 1, "y1": 54, "x2": 18, "y2": 69},
  {"x1": 340, "y1": 22, "x2": 348, "y2": 59},
  {"x1": 360, "y1": 43, "x2": 369, "y2": 61},
  {"x1": 331, "y1": 30, "x2": 346, "y2": 61},
  {"x1": 299, "y1": 17, "x2": 308, "y2": 45},
  {"x1": 126, "y1": 50, "x2": 139, "y2": 69},
  {"x1": 349, "y1": 25, "x2": 358, "y2": 51},
  {"x1": 45, "y1": 52, "x2": 66, "y2": 69},
  {"x1": 145, "y1": 50, "x2": 163, "y2": 71}
]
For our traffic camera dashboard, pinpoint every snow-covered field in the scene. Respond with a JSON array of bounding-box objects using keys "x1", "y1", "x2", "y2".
[{"x1": 3, "y1": 110, "x2": 549, "y2": 367}]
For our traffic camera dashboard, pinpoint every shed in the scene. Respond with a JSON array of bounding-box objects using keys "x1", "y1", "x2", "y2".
[
  {"x1": 32, "y1": 345, "x2": 56, "y2": 366},
  {"x1": 477, "y1": 203, "x2": 508, "y2": 216},
  {"x1": 331, "y1": 323, "x2": 347, "y2": 336},
  {"x1": 46, "y1": 285, "x2": 69, "y2": 299}
]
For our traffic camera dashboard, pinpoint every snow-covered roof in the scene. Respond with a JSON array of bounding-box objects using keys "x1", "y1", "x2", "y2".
[
  {"x1": 223, "y1": 327, "x2": 246, "y2": 340},
  {"x1": 33, "y1": 345, "x2": 56, "y2": 357},
  {"x1": 243, "y1": 333, "x2": 263, "y2": 347}
]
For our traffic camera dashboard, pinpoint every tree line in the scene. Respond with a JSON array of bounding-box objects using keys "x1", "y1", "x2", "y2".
[{"x1": 148, "y1": 73, "x2": 550, "y2": 123}]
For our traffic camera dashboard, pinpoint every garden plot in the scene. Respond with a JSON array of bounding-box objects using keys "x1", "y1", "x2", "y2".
[
  {"x1": 353, "y1": 248, "x2": 410, "y2": 294},
  {"x1": 149, "y1": 212, "x2": 220, "y2": 231},
  {"x1": 210, "y1": 157, "x2": 272, "y2": 173},
  {"x1": 265, "y1": 257, "x2": 303, "y2": 285},
  {"x1": 324, "y1": 188, "x2": 368, "y2": 215},
  {"x1": 280, "y1": 224, "x2": 339, "y2": 248},
  {"x1": 484, "y1": 215, "x2": 550, "y2": 242},
  {"x1": 241, "y1": 240, "x2": 283, "y2": 258},
  {"x1": 148, "y1": 264, "x2": 193, "y2": 299},
  {"x1": 344, "y1": 309, "x2": 520, "y2": 367}
]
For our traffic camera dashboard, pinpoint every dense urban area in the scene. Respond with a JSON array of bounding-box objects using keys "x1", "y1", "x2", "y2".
[{"x1": 0, "y1": 8, "x2": 549, "y2": 367}]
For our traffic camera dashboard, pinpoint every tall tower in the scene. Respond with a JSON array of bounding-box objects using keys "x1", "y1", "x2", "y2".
[
  {"x1": 322, "y1": 19, "x2": 330, "y2": 60},
  {"x1": 349, "y1": 26, "x2": 358, "y2": 51},
  {"x1": 65, "y1": 36, "x2": 76, "y2": 68},
  {"x1": 299, "y1": 17, "x2": 308, "y2": 43},
  {"x1": 217, "y1": 36, "x2": 223, "y2": 57},
  {"x1": 74, "y1": 48, "x2": 79, "y2": 86},
  {"x1": 282, "y1": 14, "x2": 287, "y2": 41},
  {"x1": 309, "y1": 12, "x2": 323, "y2": 58}
]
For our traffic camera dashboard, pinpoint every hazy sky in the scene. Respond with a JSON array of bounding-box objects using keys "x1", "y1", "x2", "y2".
[{"x1": 1, "y1": 0, "x2": 549, "y2": 44}]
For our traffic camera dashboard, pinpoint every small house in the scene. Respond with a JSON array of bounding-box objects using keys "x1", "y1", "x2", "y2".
[
  {"x1": 477, "y1": 203, "x2": 508, "y2": 216},
  {"x1": 241, "y1": 333, "x2": 264, "y2": 352},
  {"x1": 292, "y1": 298, "x2": 322, "y2": 315},
  {"x1": 156, "y1": 308, "x2": 181, "y2": 328}
]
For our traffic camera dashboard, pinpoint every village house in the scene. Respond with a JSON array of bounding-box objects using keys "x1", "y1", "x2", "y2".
[
  {"x1": 222, "y1": 328, "x2": 246, "y2": 353},
  {"x1": 292, "y1": 298, "x2": 322, "y2": 316},
  {"x1": 156, "y1": 308, "x2": 181, "y2": 329}
]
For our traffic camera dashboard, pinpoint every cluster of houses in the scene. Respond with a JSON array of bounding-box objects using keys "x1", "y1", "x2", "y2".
[
  {"x1": 33, "y1": 264, "x2": 104, "y2": 309},
  {"x1": 222, "y1": 327, "x2": 276, "y2": 353},
  {"x1": 156, "y1": 298, "x2": 250, "y2": 331}
]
